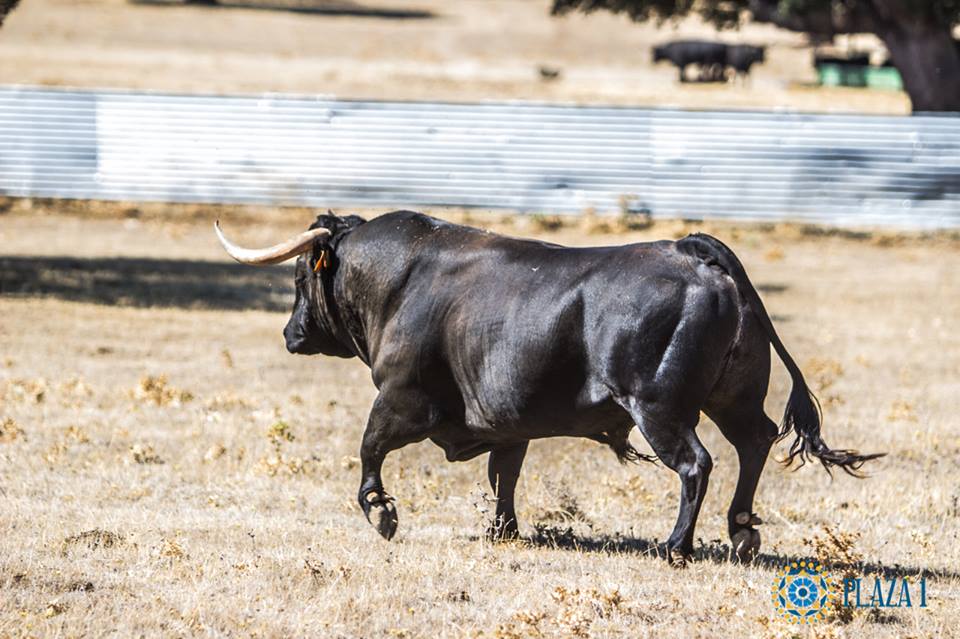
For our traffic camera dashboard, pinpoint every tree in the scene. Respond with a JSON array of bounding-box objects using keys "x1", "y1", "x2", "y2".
[
  {"x1": 551, "y1": 0, "x2": 960, "y2": 112},
  {"x1": 1, "y1": 0, "x2": 20, "y2": 28}
]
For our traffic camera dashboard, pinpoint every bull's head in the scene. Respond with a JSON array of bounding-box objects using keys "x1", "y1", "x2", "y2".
[{"x1": 215, "y1": 213, "x2": 366, "y2": 358}]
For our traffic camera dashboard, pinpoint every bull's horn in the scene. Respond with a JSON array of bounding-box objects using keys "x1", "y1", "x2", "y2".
[{"x1": 214, "y1": 221, "x2": 330, "y2": 265}]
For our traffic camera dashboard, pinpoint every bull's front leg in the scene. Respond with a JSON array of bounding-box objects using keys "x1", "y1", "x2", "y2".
[
  {"x1": 486, "y1": 442, "x2": 528, "y2": 541},
  {"x1": 357, "y1": 391, "x2": 433, "y2": 540}
]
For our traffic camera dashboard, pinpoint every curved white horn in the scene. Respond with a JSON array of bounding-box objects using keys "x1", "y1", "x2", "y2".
[{"x1": 214, "y1": 221, "x2": 330, "y2": 265}]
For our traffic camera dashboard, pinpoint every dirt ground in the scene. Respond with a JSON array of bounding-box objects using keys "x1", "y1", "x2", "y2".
[
  {"x1": 0, "y1": 0, "x2": 911, "y2": 113},
  {"x1": 1, "y1": 201, "x2": 958, "y2": 637}
]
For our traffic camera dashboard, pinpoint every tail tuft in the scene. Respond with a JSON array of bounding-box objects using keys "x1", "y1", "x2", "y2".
[{"x1": 778, "y1": 384, "x2": 885, "y2": 477}]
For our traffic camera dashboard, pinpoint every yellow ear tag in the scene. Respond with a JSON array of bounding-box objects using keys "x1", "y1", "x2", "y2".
[{"x1": 313, "y1": 250, "x2": 326, "y2": 272}]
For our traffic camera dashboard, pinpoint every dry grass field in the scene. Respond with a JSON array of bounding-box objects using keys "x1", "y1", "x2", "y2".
[
  {"x1": 0, "y1": 0, "x2": 910, "y2": 113},
  {"x1": 0, "y1": 200, "x2": 958, "y2": 637}
]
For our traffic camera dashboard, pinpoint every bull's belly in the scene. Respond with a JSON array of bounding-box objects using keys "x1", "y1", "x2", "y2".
[{"x1": 430, "y1": 398, "x2": 631, "y2": 462}]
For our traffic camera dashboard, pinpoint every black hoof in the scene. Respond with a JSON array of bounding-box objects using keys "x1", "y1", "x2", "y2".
[
  {"x1": 668, "y1": 547, "x2": 691, "y2": 568},
  {"x1": 486, "y1": 517, "x2": 520, "y2": 543},
  {"x1": 730, "y1": 511, "x2": 762, "y2": 562},
  {"x1": 731, "y1": 528, "x2": 761, "y2": 563},
  {"x1": 361, "y1": 492, "x2": 398, "y2": 540}
]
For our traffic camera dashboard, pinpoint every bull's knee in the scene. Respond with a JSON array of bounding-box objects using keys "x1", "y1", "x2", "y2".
[
  {"x1": 683, "y1": 449, "x2": 713, "y2": 484},
  {"x1": 360, "y1": 489, "x2": 399, "y2": 541}
]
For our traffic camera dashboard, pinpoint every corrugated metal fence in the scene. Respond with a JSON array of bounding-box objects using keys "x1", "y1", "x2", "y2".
[{"x1": 2, "y1": 85, "x2": 958, "y2": 228}]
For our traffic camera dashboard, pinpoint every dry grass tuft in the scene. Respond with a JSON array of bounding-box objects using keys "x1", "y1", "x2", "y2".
[
  {"x1": 160, "y1": 537, "x2": 186, "y2": 561},
  {"x1": 257, "y1": 421, "x2": 313, "y2": 476},
  {"x1": 129, "y1": 443, "x2": 164, "y2": 465},
  {"x1": 132, "y1": 375, "x2": 193, "y2": 407},
  {"x1": 1, "y1": 378, "x2": 48, "y2": 404},
  {"x1": 61, "y1": 530, "x2": 124, "y2": 555},
  {"x1": 203, "y1": 444, "x2": 227, "y2": 462},
  {"x1": 886, "y1": 399, "x2": 918, "y2": 423},
  {"x1": 0, "y1": 417, "x2": 24, "y2": 443}
]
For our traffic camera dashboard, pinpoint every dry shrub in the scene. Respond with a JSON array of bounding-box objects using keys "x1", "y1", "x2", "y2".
[
  {"x1": 203, "y1": 444, "x2": 227, "y2": 462},
  {"x1": 802, "y1": 526, "x2": 863, "y2": 624},
  {"x1": 129, "y1": 443, "x2": 164, "y2": 465},
  {"x1": 160, "y1": 537, "x2": 186, "y2": 561},
  {"x1": 266, "y1": 421, "x2": 295, "y2": 448},
  {"x1": 2, "y1": 377, "x2": 48, "y2": 403},
  {"x1": 61, "y1": 529, "x2": 124, "y2": 555},
  {"x1": 258, "y1": 421, "x2": 313, "y2": 477},
  {"x1": 132, "y1": 375, "x2": 194, "y2": 407},
  {"x1": 43, "y1": 442, "x2": 69, "y2": 465},
  {"x1": 0, "y1": 417, "x2": 24, "y2": 442},
  {"x1": 64, "y1": 425, "x2": 90, "y2": 443},
  {"x1": 887, "y1": 399, "x2": 918, "y2": 423}
]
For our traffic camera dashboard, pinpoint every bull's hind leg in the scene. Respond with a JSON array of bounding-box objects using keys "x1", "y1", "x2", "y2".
[
  {"x1": 358, "y1": 391, "x2": 435, "y2": 540},
  {"x1": 619, "y1": 400, "x2": 712, "y2": 566},
  {"x1": 705, "y1": 402, "x2": 778, "y2": 562},
  {"x1": 487, "y1": 442, "x2": 528, "y2": 541}
]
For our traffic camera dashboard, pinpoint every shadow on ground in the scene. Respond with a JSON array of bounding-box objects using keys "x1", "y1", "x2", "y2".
[
  {"x1": 0, "y1": 256, "x2": 293, "y2": 311},
  {"x1": 521, "y1": 525, "x2": 960, "y2": 580},
  {"x1": 129, "y1": 0, "x2": 435, "y2": 19}
]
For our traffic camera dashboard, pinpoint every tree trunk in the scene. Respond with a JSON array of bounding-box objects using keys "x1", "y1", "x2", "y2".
[{"x1": 878, "y1": 24, "x2": 960, "y2": 112}]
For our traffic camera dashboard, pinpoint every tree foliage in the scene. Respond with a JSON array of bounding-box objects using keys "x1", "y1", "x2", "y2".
[
  {"x1": 551, "y1": 0, "x2": 960, "y2": 111},
  {"x1": 552, "y1": 0, "x2": 960, "y2": 34}
]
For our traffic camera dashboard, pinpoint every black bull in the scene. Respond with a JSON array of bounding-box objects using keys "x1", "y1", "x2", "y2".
[{"x1": 218, "y1": 210, "x2": 881, "y2": 564}]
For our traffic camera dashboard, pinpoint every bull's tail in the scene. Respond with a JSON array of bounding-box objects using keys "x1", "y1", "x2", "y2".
[{"x1": 676, "y1": 233, "x2": 884, "y2": 476}]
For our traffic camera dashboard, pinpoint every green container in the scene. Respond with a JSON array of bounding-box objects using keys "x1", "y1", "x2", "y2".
[{"x1": 817, "y1": 63, "x2": 903, "y2": 91}]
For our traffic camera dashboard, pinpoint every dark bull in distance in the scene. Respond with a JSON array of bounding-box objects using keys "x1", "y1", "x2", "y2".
[{"x1": 215, "y1": 211, "x2": 882, "y2": 564}]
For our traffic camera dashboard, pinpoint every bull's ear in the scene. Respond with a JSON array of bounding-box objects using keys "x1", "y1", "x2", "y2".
[{"x1": 309, "y1": 237, "x2": 334, "y2": 273}]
